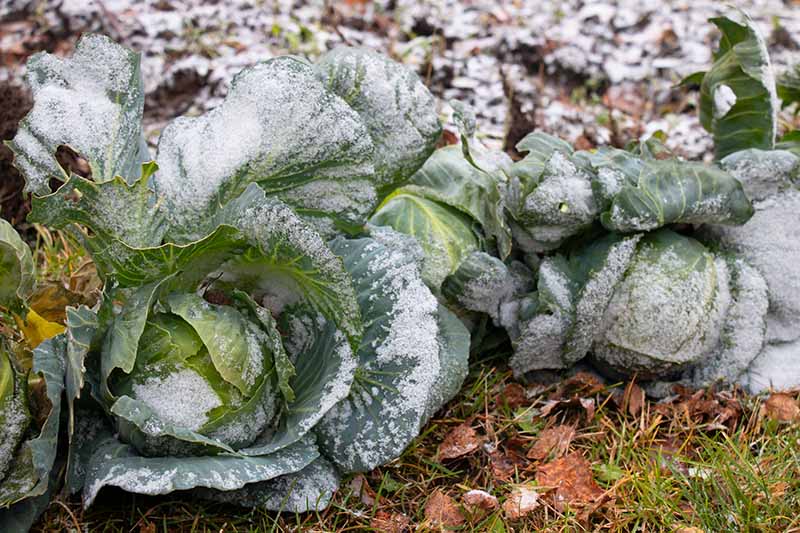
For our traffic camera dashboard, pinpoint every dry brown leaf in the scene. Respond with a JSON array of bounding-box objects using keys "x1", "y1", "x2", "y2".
[
  {"x1": 623, "y1": 381, "x2": 645, "y2": 417},
  {"x1": 438, "y1": 423, "x2": 483, "y2": 460},
  {"x1": 761, "y1": 393, "x2": 800, "y2": 422},
  {"x1": 370, "y1": 510, "x2": 411, "y2": 533},
  {"x1": 489, "y1": 449, "x2": 518, "y2": 481},
  {"x1": 674, "y1": 528, "x2": 704, "y2": 533},
  {"x1": 348, "y1": 474, "x2": 376, "y2": 506},
  {"x1": 500, "y1": 382, "x2": 529, "y2": 409},
  {"x1": 424, "y1": 490, "x2": 464, "y2": 527},
  {"x1": 139, "y1": 522, "x2": 156, "y2": 533},
  {"x1": 502, "y1": 485, "x2": 541, "y2": 519},
  {"x1": 462, "y1": 489, "x2": 499, "y2": 511},
  {"x1": 535, "y1": 451, "x2": 604, "y2": 511},
  {"x1": 527, "y1": 425, "x2": 576, "y2": 461}
]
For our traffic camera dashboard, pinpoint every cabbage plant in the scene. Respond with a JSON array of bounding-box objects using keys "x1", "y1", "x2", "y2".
[
  {"x1": 0, "y1": 220, "x2": 65, "y2": 532},
  {"x1": 8, "y1": 34, "x2": 469, "y2": 513},
  {"x1": 445, "y1": 10, "x2": 799, "y2": 394}
]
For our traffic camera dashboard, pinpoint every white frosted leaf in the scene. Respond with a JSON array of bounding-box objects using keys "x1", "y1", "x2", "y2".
[
  {"x1": 686, "y1": 257, "x2": 769, "y2": 386},
  {"x1": 742, "y1": 340, "x2": 800, "y2": 393},
  {"x1": 702, "y1": 189, "x2": 800, "y2": 343},
  {"x1": 153, "y1": 56, "x2": 375, "y2": 236},
  {"x1": 196, "y1": 456, "x2": 340, "y2": 512},
  {"x1": 564, "y1": 234, "x2": 642, "y2": 363},
  {"x1": 9, "y1": 34, "x2": 147, "y2": 194},
  {"x1": 315, "y1": 237, "x2": 461, "y2": 472},
  {"x1": 594, "y1": 231, "x2": 728, "y2": 378},
  {"x1": 515, "y1": 151, "x2": 598, "y2": 251},
  {"x1": 720, "y1": 149, "x2": 800, "y2": 202},
  {"x1": 315, "y1": 47, "x2": 441, "y2": 194},
  {"x1": 82, "y1": 434, "x2": 319, "y2": 507}
]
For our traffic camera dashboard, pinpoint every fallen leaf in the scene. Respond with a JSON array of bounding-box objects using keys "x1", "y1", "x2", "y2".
[
  {"x1": 500, "y1": 382, "x2": 529, "y2": 409},
  {"x1": 462, "y1": 489, "x2": 499, "y2": 511},
  {"x1": 527, "y1": 425, "x2": 576, "y2": 461},
  {"x1": 674, "y1": 528, "x2": 704, "y2": 533},
  {"x1": 502, "y1": 485, "x2": 540, "y2": 519},
  {"x1": 623, "y1": 381, "x2": 645, "y2": 417},
  {"x1": 370, "y1": 510, "x2": 411, "y2": 533},
  {"x1": 489, "y1": 450, "x2": 518, "y2": 481},
  {"x1": 139, "y1": 522, "x2": 156, "y2": 533},
  {"x1": 761, "y1": 393, "x2": 800, "y2": 422},
  {"x1": 348, "y1": 474, "x2": 376, "y2": 506},
  {"x1": 438, "y1": 422, "x2": 483, "y2": 460},
  {"x1": 424, "y1": 490, "x2": 464, "y2": 527},
  {"x1": 535, "y1": 451, "x2": 604, "y2": 512}
]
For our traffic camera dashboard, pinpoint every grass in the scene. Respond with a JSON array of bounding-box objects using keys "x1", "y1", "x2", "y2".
[
  {"x1": 31, "y1": 363, "x2": 800, "y2": 532},
  {"x1": 13, "y1": 229, "x2": 800, "y2": 532}
]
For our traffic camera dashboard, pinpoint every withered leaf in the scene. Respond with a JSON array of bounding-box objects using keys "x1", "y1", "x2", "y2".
[
  {"x1": 438, "y1": 422, "x2": 483, "y2": 460},
  {"x1": 424, "y1": 489, "x2": 465, "y2": 527},
  {"x1": 370, "y1": 511, "x2": 411, "y2": 533},
  {"x1": 535, "y1": 451, "x2": 604, "y2": 511},
  {"x1": 500, "y1": 382, "x2": 529, "y2": 409},
  {"x1": 462, "y1": 489, "x2": 499, "y2": 511},
  {"x1": 348, "y1": 474, "x2": 376, "y2": 506},
  {"x1": 502, "y1": 485, "x2": 541, "y2": 519},
  {"x1": 761, "y1": 393, "x2": 800, "y2": 422},
  {"x1": 527, "y1": 425, "x2": 576, "y2": 461}
]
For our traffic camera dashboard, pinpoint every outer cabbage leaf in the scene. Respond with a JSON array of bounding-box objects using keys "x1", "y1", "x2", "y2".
[
  {"x1": 506, "y1": 234, "x2": 640, "y2": 378},
  {"x1": 314, "y1": 47, "x2": 442, "y2": 197},
  {"x1": 0, "y1": 337, "x2": 65, "y2": 512},
  {"x1": 82, "y1": 433, "x2": 320, "y2": 507},
  {"x1": 441, "y1": 251, "x2": 534, "y2": 322},
  {"x1": 315, "y1": 236, "x2": 469, "y2": 472},
  {"x1": 507, "y1": 134, "x2": 598, "y2": 252},
  {"x1": 700, "y1": 182, "x2": 800, "y2": 344},
  {"x1": 0, "y1": 219, "x2": 34, "y2": 313},
  {"x1": 593, "y1": 230, "x2": 729, "y2": 379},
  {"x1": 7, "y1": 33, "x2": 147, "y2": 195},
  {"x1": 695, "y1": 12, "x2": 778, "y2": 159},
  {"x1": 195, "y1": 456, "x2": 340, "y2": 512},
  {"x1": 152, "y1": 56, "x2": 374, "y2": 240},
  {"x1": 593, "y1": 154, "x2": 754, "y2": 232},
  {"x1": 719, "y1": 148, "x2": 799, "y2": 201},
  {"x1": 29, "y1": 169, "x2": 166, "y2": 250}
]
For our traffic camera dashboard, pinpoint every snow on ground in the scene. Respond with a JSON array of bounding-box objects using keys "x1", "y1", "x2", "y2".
[{"x1": 2, "y1": 0, "x2": 800, "y2": 157}]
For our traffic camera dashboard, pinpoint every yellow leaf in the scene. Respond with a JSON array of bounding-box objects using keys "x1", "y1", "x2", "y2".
[{"x1": 14, "y1": 309, "x2": 66, "y2": 348}]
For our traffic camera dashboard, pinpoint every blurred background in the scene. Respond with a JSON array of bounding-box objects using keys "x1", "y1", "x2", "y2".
[{"x1": 2, "y1": 0, "x2": 800, "y2": 221}]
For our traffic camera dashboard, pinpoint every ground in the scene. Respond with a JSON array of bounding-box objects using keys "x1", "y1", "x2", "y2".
[{"x1": 2, "y1": 0, "x2": 800, "y2": 531}]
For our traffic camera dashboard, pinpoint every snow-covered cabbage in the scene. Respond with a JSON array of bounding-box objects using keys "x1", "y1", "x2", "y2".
[
  {"x1": 8, "y1": 34, "x2": 469, "y2": 514},
  {"x1": 0, "y1": 221, "x2": 64, "y2": 532}
]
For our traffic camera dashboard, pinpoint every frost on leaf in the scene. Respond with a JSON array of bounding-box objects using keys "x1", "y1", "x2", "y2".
[
  {"x1": 82, "y1": 434, "x2": 320, "y2": 506},
  {"x1": 507, "y1": 234, "x2": 640, "y2": 378},
  {"x1": 594, "y1": 231, "x2": 729, "y2": 379},
  {"x1": 702, "y1": 188, "x2": 800, "y2": 344},
  {"x1": 720, "y1": 149, "x2": 800, "y2": 202},
  {"x1": 682, "y1": 257, "x2": 768, "y2": 388},
  {"x1": 9, "y1": 34, "x2": 146, "y2": 195},
  {"x1": 315, "y1": 47, "x2": 441, "y2": 195},
  {"x1": 315, "y1": 237, "x2": 467, "y2": 473},
  {"x1": 196, "y1": 457, "x2": 340, "y2": 513},
  {"x1": 154, "y1": 56, "x2": 374, "y2": 237}
]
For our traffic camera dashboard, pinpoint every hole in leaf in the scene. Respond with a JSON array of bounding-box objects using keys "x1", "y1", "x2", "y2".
[{"x1": 55, "y1": 145, "x2": 92, "y2": 180}]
